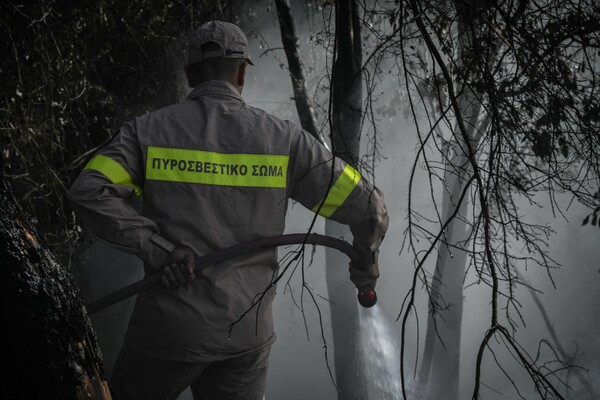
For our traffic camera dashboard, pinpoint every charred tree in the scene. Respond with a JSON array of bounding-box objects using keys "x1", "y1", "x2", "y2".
[
  {"x1": 275, "y1": 0, "x2": 327, "y2": 146},
  {"x1": 0, "y1": 171, "x2": 111, "y2": 400},
  {"x1": 276, "y1": 1, "x2": 367, "y2": 397},
  {"x1": 326, "y1": 0, "x2": 366, "y2": 399},
  {"x1": 329, "y1": 0, "x2": 363, "y2": 167}
]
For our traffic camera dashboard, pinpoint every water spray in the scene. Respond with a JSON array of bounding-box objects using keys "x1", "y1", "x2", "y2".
[{"x1": 86, "y1": 233, "x2": 377, "y2": 314}]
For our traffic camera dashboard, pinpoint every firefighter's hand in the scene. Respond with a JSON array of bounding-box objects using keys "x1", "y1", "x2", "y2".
[
  {"x1": 349, "y1": 248, "x2": 379, "y2": 293},
  {"x1": 348, "y1": 261, "x2": 379, "y2": 292},
  {"x1": 160, "y1": 247, "x2": 196, "y2": 289}
]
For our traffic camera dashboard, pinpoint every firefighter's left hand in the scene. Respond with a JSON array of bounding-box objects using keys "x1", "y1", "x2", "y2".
[{"x1": 160, "y1": 247, "x2": 196, "y2": 289}]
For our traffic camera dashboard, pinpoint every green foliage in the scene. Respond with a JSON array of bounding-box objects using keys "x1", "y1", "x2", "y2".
[{"x1": 0, "y1": 0, "x2": 236, "y2": 263}]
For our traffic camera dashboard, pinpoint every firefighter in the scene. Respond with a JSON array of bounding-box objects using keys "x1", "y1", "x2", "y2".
[{"x1": 70, "y1": 20, "x2": 388, "y2": 400}]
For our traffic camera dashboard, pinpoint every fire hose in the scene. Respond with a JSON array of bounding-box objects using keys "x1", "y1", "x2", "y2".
[{"x1": 86, "y1": 233, "x2": 377, "y2": 315}]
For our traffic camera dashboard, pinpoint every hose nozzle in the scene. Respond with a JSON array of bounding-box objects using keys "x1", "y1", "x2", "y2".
[{"x1": 357, "y1": 290, "x2": 377, "y2": 308}]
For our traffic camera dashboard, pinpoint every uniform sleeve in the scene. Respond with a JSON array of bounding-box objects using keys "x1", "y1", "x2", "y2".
[
  {"x1": 288, "y1": 127, "x2": 389, "y2": 252},
  {"x1": 69, "y1": 121, "x2": 175, "y2": 270}
]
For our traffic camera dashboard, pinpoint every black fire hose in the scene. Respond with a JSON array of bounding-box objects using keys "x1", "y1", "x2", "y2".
[{"x1": 86, "y1": 233, "x2": 377, "y2": 315}]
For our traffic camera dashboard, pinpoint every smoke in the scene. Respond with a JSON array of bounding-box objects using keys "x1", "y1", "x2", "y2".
[
  {"x1": 71, "y1": 2, "x2": 600, "y2": 399},
  {"x1": 242, "y1": 3, "x2": 600, "y2": 399}
]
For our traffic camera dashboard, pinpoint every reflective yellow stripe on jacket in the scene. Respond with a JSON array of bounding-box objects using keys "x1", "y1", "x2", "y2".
[
  {"x1": 312, "y1": 164, "x2": 361, "y2": 218},
  {"x1": 146, "y1": 146, "x2": 289, "y2": 188},
  {"x1": 84, "y1": 155, "x2": 143, "y2": 197}
]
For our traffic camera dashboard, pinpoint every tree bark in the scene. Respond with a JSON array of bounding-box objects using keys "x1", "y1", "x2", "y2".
[
  {"x1": 0, "y1": 171, "x2": 111, "y2": 399},
  {"x1": 326, "y1": 1, "x2": 365, "y2": 399},
  {"x1": 275, "y1": 0, "x2": 328, "y2": 147},
  {"x1": 329, "y1": 0, "x2": 362, "y2": 166},
  {"x1": 274, "y1": 1, "x2": 367, "y2": 397}
]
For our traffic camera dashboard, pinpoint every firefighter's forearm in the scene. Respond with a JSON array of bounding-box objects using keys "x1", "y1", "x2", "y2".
[
  {"x1": 349, "y1": 185, "x2": 389, "y2": 252},
  {"x1": 70, "y1": 171, "x2": 174, "y2": 269}
]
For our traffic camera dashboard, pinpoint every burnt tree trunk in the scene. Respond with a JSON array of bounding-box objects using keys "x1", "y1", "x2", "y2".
[
  {"x1": 275, "y1": 0, "x2": 328, "y2": 146},
  {"x1": 329, "y1": 0, "x2": 362, "y2": 166},
  {"x1": 0, "y1": 172, "x2": 111, "y2": 400},
  {"x1": 326, "y1": 1, "x2": 365, "y2": 399},
  {"x1": 275, "y1": 2, "x2": 368, "y2": 397}
]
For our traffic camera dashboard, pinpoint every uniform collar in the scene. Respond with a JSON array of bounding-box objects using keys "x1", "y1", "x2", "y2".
[{"x1": 186, "y1": 80, "x2": 243, "y2": 102}]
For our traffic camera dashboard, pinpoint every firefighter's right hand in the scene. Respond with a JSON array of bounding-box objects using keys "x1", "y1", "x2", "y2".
[
  {"x1": 160, "y1": 247, "x2": 196, "y2": 289},
  {"x1": 348, "y1": 249, "x2": 380, "y2": 292},
  {"x1": 349, "y1": 261, "x2": 379, "y2": 292}
]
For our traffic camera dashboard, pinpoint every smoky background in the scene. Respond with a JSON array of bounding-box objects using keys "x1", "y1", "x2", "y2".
[{"x1": 70, "y1": 1, "x2": 600, "y2": 399}]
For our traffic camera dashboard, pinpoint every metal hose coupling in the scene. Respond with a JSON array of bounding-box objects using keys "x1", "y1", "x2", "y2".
[{"x1": 355, "y1": 248, "x2": 378, "y2": 308}]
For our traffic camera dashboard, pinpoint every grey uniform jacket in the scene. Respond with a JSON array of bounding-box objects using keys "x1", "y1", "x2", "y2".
[{"x1": 70, "y1": 80, "x2": 388, "y2": 362}]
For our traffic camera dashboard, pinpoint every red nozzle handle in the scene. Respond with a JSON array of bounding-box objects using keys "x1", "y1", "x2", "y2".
[{"x1": 357, "y1": 290, "x2": 377, "y2": 308}]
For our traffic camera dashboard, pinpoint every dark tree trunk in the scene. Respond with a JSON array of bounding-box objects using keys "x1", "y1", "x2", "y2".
[
  {"x1": 275, "y1": 0, "x2": 327, "y2": 146},
  {"x1": 326, "y1": 1, "x2": 365, "y2": 399},
  {"x1": 0, "y1": 172, "x2": 111, "y2": 400},
  {"x1": 274, "y1": 1, "x2": 366, "y2": 397},
  {"x1": 329, "y1": 0, "x2": 362, "y2": 166}
]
